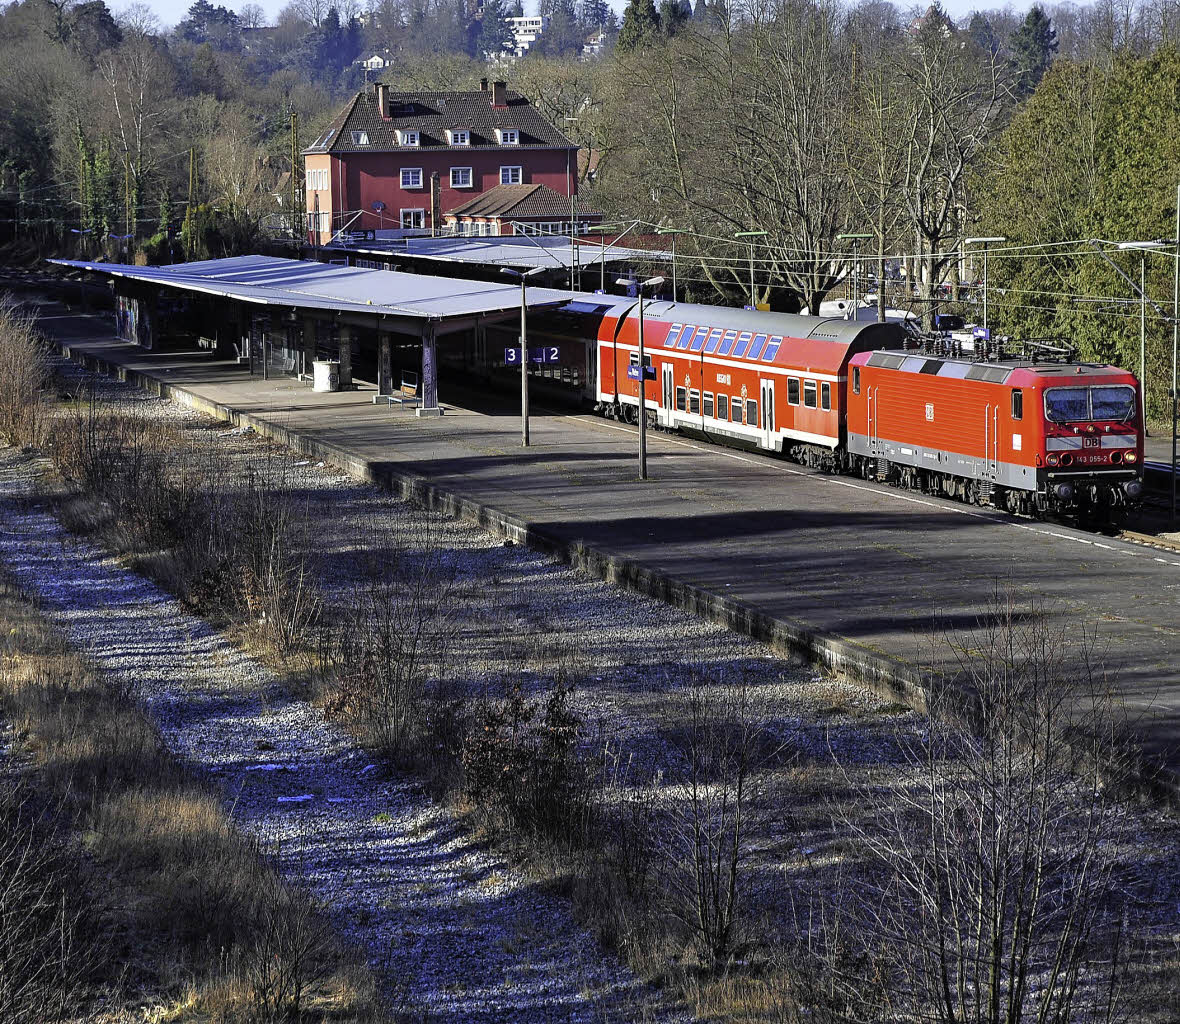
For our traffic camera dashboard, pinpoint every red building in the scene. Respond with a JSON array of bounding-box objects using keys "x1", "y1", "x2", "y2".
[
  {"x1": 303, "y1": 79, "x2": 579, "y2": 244},
  {"x1": 442, "y1": 183, "x2": 602, "y2": 236}
]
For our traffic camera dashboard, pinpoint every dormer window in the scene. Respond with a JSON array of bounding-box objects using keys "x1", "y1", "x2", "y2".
[
  {"x1": 448, "y1": 129, "x2": 471, "y2": 147},
  {"x1": 398, "y1": 129, "x2": 419, "y2": 147},
  {"x1": 351, "y1": 131, "x2": 370, "y2": 146},
  {"x1": 498, "y1": 128, "x2": 520, "y2": 145}
]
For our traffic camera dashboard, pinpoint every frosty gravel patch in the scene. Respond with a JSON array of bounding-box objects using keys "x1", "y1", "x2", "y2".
[{"x1": 0, "y1": 445, "x2": 687, "y2": 1023}]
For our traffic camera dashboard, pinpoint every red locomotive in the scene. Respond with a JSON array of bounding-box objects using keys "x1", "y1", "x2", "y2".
[{"x1": 592, "y1": 299, "x2": 1144, "y2": 521}]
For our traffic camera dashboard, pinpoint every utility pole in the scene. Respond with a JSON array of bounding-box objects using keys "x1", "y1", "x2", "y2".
[
  {"x1": 965, "y1": 237, "x2": 1006, "y2": 330},
  {"x1": 290, "y1": 112, "x2": 302, "y2": 241},
  {"x1": 619, "y1": 275, "x2": 665, "y2": 480},
  {"x1": 735, "y1": 230, "x2": 767, "y2": 306},
  {"x1": 838, "y1": 233, "x2": 872, "y2": 320},
  {"x1": 186, "y1": 147, "x2": 196, "y2": 259},
  {"x1": 502, "y1": 266, "x2": 545, "y2": 446}
]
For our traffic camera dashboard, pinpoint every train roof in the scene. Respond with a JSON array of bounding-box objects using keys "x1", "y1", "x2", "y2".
[{"x1": 856, "y1": 349, "x2": 1132, "y2": 385}]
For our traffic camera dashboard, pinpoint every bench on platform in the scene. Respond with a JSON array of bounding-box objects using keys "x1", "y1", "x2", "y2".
[{"x1": 375, "y1": 371, "x2": 420, "y2": 408}]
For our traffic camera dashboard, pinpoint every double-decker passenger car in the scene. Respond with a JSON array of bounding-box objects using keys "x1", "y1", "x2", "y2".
[{"x1": 845, "y1": 351, "x2": 1143, "y2": 517}]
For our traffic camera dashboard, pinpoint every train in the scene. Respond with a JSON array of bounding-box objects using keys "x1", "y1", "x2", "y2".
[{"x1": 581, "y1": 297, "x2": 1143, "y2": 523}]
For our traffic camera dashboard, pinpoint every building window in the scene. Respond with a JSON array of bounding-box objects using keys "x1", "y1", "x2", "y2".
[
  {"x1": 500, "y1": 165, "x2": 523, "y2": 185},
  {"x1": 788, "y1": 378, "x2": 800, "y2": 405},
  {"x1": 401, "y1": 167, "x2": 423, "y2": 188},
  {"x1": 804, "y1": 381, "x2": 818, "y2": 409},
  {"x1": 821, "y1": 382, "x2": 831, "y2": 411},
  {"x1": 450, "y1": 166, "x2": 473, "y2": 188},
  {"x1": 717, "y1": 394, "x2": 728, "y2": 421},
  {"x1": 350, "y1": 130, "x2": 370, "y2": 146},
  {"x1": 448, "y1": 129, "x2": 470, "y2": 146},
  {"x1": 398, "y1": 130, "x2": 419, "y2": 147},
  {"x1": 499, "y1": 128, "x2": 520, "y2": 145},
  {"x1": 400, "y1": 208, "x2": 424, "y2": 229}
]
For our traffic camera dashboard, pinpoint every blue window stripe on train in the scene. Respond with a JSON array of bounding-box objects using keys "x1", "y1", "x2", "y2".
[
  {"x1": 748, "y1": 333, "x2": 768, "y2": 359},
  {"x1": 762, "y1": 336, "x2": 782, "y2": 360},
  {"x1": 704, "y1": 328, "x2": 723, "y2": 354},
  {"x1": 689, "y1": 327, "x2": 708, "y2": 352},
  {"x1": 733, "y1": 331, "x2": 753, "y2": 357},
  {"x1": 718, "y1": 330, "x2": 738, "y2": 355}
]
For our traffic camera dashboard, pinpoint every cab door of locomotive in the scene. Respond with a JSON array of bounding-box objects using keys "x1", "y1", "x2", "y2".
[
  {"x1": 760, "y1": 378, "x2": 775, "y2": 450},
  {"x1": 660, "y1": 363, "x2": 675, "y2": 427}
]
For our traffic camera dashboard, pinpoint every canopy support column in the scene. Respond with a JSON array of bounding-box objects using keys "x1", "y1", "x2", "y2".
[
  {"x1": 375, "y1": 330, "x2": 393, "y2": 401},
  {"x1": 338, "y1": 323, "x2": 353, "y2": 389},
  {"x1": 416, "y1": 323, "x2": 442, "y2": 416},
  {"x1": 302, "y1": 316, "x2": 317, "y2": 380}
]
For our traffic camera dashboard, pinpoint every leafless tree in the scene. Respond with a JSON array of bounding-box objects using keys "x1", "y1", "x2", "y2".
[{"x1": 238, "y1": 2, "x2": 268, "y2": 28}]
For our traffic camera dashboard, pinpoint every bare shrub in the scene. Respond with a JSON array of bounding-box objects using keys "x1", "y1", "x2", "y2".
[
  {"x1": 840, "y1": 592, "x2": 1136, "y2": 1023},
  {"x1": 0, "y1": 297, "x2": 52, "y2": 447},
  {"x1": 658, "y1": 671, "x2": 777, "y2": 970},
  {"x1": 0, "y1": 780, "x2": 98, "y2": 1023}
]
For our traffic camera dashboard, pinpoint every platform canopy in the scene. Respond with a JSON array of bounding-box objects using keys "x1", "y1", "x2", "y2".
[
  {"x1": 334, "y1": 235, "x2": 672, "y2": 272},
  {"x1": 48, "y1": 255, "x2": 580, "y2": 328}
]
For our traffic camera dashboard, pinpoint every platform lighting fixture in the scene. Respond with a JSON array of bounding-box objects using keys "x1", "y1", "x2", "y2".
[
  {"x1": 734, "y1": 230, "x2": 768, "y2": 305},
  {"x1": 837, "y1": 233, "x2": 873, "y2": 320},
  {"x1": 964, "y1": 237, "x2": 1007, "y2": 330},
  {"x1": 656, "y1": 227, "x2": 685, "y2": 302},
  {"x1": 617, "y1": 275, "x2": 665, "y2": 480},
  {"x1": 501, "y1": 265, "x2": 546, "y2": 448}
]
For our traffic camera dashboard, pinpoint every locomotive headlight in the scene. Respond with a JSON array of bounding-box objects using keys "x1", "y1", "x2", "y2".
[
  {"x1": 1125, "y1": 451, "x2": 1138, "y2": 463},
  {"x1": 1046, "y1": 453, "x2": 1060, "y2": 466}
]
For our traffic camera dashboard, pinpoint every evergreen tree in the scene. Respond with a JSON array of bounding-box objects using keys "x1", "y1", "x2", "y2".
[
  {"x1": 692, "y1": 0, "x2": 708, "y2": 21},
  {"x1": 1010, "y1": 5, "x2": 1058, "y2": 97},
  {"x1": 659, "y1": 0, "x2": 688, "y2": 35},
  {"x1": 617, "y1": 0, "x2": 660, "y2": 50},
  {"x1": 967, "y1": 11, "x2": 999, "y2": 55},
  {"x1": 479, "y1": 0, "x2": 515, "y2": 56},
  {"x1": 579, "y1": 0, "x2": 610, "y2": 28}
]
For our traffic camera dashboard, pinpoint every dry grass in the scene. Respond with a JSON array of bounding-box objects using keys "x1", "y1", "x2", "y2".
[{"x1": 0, "y1": 568, "x2": 385, "y2": 1023}]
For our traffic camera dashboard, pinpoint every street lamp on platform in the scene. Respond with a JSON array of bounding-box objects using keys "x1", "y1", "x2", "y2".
[
  {"x1": 617, "y1": 274, "x2": 664, "y2": 480},
  {"x1": 501, "y1": 265, "x2": 546, "y2": 447},
  {"x1": 837, "y1": 233, "x2": 873, "y2": 320},
  {"x1": 734, "y1": 230, "x2": 767, "y2": 306},
  {"x1": 656, "y1": 227, "x2": 685, "y2": 302}
]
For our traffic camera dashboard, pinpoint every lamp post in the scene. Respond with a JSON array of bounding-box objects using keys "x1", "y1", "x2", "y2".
[
  {"x1": 617, "y1": 274, "x2": 664, "y2": 480},
  {"x1": 585, "y1": 225, "x2": 611, "y2": 292},
  {"x1": 837, "y1": 233, "x2": 872, "y2": 320},
  {"x1": 964, "y1": 236, "x2": 1007, "y2": 330},
  {"x1": 1117, "y1": 240, "x2": 1173, "y2": 404},
  {"x1": 734, "y1": 230, "x2": 767, "y2": 307},
  {"x1": 501, "y1": 266, "x2": 545, "y2": 447},
  {"x1": 656, "y1": 227, "x2": 684, "y2": 302}
]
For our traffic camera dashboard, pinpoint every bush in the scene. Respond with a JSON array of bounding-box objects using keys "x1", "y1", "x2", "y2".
[{"x1": 0, "y1": 297, "x2": 52, "y2": 447}]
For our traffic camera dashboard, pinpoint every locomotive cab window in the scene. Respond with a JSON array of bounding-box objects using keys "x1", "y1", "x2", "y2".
[
  {"x1": 788, "y1": 378, "x2": 800, "y2": 405},
  {"x1": 1011, "y1": 389, "x2": 1023, "y2": 420},
  {"x1": 689, "y1": 389, "x2": 701, "y2": 414},
  {"x1": 821, "y1": 382, "x2": 831, "y2": 411},
  {"x1": 676, "y1": 387, "x2": 687, "y2": 411},
  {"x1": 746, "y1": 399, "x2": 758, "y2": 426},
  {"x1": 717, "y1": 395, "x2": 728, "y2": 420},
  {"x1": 804, "y1": 380, "x2": 818, "y2": 409},
  {"x1": 852, "y1": 366, "x2": 860, "y2": 395}
]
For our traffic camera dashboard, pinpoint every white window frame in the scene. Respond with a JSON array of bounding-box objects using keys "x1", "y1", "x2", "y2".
[
  {"x1": 500, "y1": 165, "x2": 523, "y2": 185},
  {"x1": 398, "y1": 129, "x2": 420, "y2": 147},
  {"x1": 350, "y1": 130, "x2": 370, "y2": 146},
  {"x1": 498, "y1": 128, "x2": 520, "y2": 145},
  {"x1": 400, "y1": 208, "x2": 425, "y2": 229},
  {"x1": 448, "y1": 129, "x2": 471, "y2": 146},
  {"x1": 450, "y1": 166, "x2": 473, "y2": 188},
  {"x1": 400, "y1": 167, "x2": 423, "y2": 189}
]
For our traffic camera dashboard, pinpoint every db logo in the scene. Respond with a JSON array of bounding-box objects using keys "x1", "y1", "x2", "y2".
[{"x1": 925, "y1": 403, "x2": 934, "y2": 422}]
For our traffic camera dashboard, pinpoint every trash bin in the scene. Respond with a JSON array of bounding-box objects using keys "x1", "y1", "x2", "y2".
[{"x1": 312, "y1": 360, "x2": 340, "y2": 393}]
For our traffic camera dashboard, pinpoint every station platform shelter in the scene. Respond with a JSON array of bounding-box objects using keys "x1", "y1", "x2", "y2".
[{"x1": 49, "y1": 256, "x2": 627, "y2": 414}]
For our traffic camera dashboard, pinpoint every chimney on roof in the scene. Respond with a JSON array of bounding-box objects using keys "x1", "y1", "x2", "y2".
[
  {"x1": 480, "y1": 77, "x2": 488, "y2": 91},
  {"x1": 374, "y1": 80, "x2": 387, "y2": 118},
  {"x1": 491, "y1": 80, "x2": 507, "y2": 107}
]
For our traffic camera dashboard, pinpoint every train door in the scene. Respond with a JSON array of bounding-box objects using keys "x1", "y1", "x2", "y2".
[
  {"x1": 760, "y1": 378, "x2": 775, "y2": 449},
  {"x1": 660, "y1": 363, "x2": 675, "y2": 427},
  {"x1": 984, "y1": 403, "x2": 999, "y2": 478},
  {"x1": 867, "y1": 386, "x2": 879, "y2": 455}
]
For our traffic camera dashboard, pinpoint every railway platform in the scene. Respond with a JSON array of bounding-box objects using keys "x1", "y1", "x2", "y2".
[{"x1": 33, "y1": 307, "x2": 1180, "y2": 796}]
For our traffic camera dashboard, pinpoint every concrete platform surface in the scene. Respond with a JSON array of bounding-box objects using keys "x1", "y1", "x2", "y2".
[{"x1": 39, "y1": 312, "x2": 1180, "y2": 786}]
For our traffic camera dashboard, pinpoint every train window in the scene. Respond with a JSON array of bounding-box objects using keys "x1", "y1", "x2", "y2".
[
  {"x1": 676, "y1": 386, "x2": 687, "y2": 411},
  {"x1": 719, "y1": 330, "x2": 738, "y2": 355},
  {"x1": 704, "y1": 392, "x2": 715, "y2": 417},
  {"x1": 733, "y1": 332, "x2": 753, "y2": 358},
  {"x1": 689, "y1": 327, "x2": 709, "y2": 352},
  {"x1": 732, "y1": 396, "x2": 743, "y2": 423},
  {"x1": 788, "y1": 378, "x2": 800, "y2": 405},
  {"x1": 821, "y1": 382, "x2": 831, "y2": 410},
  {"x1": 676, "y1": 325, "x2": 694, "y2": 349},
  {"x1": 704, "y1": 328, "x2": 723, "y2": 354},
  {"x1": 717, "y1": 395, "x2": 728, "y2": 420},
  {"x1": 746, "y1": 399, "x2": 758, "y2": 426},
  {"x1": 853, "y1": 366, "x2": 861, "y2": 394},
  {"x1": 664, "y1": 324, "x2": 683, "y2": 348},
  {"x1": 689, "y1": 389, "x2": 700, "y2": 414},
  {"x1": 762, "y1": 336, "x2": 783, "y2": 361},
  {"x1": 748, "y1": 333, "x2": 769, "y2": 359},
  {"x1": 804, "y1": 381, "x2": 818, "y2": 408},
  {"x1": 1011, "y1": 389, "x2": 1023, "y2": 420}
]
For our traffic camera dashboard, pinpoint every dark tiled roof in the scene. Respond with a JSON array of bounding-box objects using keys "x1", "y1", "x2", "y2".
[
  {"x1": 304, "y1": 87, "x2": 575, "y2": 154},
  {"x1": 444, "y1": 184, "x2": 600, "y2": 220}
]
